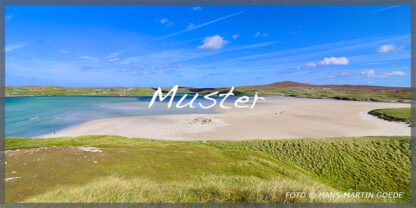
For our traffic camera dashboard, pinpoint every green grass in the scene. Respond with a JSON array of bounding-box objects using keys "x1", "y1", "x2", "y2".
[
  {"x1": 185, "y1": 86, "x2": 410, "y2": 102},
  {"x1": 231, "y1": 87, "x2": 410, "y2": 102},
  {"x1": 369, "y1": 108, "x2": 411, "y2": 124},
  {"x1": 5, "y1": 86, "x2": 155, "y2": 97},
  {"x1": 206, "y1": 137, "x2": 410, "y2": 195},
  {"x1": 25, "y1": 175, "x2": 345, "y2": 203},
  {"x1": 5, "y1": 136, "x2": 410, "y2": 203}
]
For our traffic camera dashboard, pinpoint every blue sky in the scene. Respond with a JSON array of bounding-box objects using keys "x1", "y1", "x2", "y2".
[{"x1": 5, "y1": 5, "x2": 411, "y2": 87}]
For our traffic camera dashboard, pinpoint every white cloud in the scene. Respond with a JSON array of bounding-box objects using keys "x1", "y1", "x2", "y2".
[
  {"x1": 305, "y1": 57, "x2": 349, "y2": 67},
  {"x1": 6, "y1": 43, "x2": 27, "y2": 52},
  {"x1": 319, "y1": 57, "x2": 350, "y2": 65},
  {"x1": 232, "y1": 34, "x2": 240, "y2": 40},
  {"x1": 377, "y1": 44, "x2": 402, "y2": 53},
  {"x1": 159, "y1": 18, "x2": 173, "y2": 27},
  {"x1": 108, "y1": 57, "x2": 121, "y2": 63},
  {"x1": 192, "y1": 7, "x2": 202, "y2": 11},
  {"x1": 58, "y1": 49, "x2": 70, "y2": 54},
  {"x1": 254, "y1": 32, "x2": 268, "y2": 38},
  {"x1": 305, "y1": 62, "x2": 317, "y2": 67},
  {"x1": 198, "y1": 35, "x2": 228, "y2": 50},
  {"x1": 361, "y1": 69, "x2": 376, "y2": 77},
  {"x1": 361, "y1": 69, "x2": 405, "y2": 78}
]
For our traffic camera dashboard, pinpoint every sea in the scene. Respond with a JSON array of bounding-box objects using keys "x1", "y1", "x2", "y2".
[{"x1": 6, "y1": 95, "x2": 234, "y2": 138}]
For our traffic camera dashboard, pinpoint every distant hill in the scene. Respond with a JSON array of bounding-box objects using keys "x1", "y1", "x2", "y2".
[{"x1": 240, "y1": 81, "x2": 408, "y2": 91}]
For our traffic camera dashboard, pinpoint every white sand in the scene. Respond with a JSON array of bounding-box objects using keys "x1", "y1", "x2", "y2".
[{"x1": 40, "y1": 97, "x2": 410, "y2": 140}]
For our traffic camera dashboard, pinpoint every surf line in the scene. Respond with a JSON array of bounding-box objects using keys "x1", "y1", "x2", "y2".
[{"x1": 148, "y1": 85, "x2": 265, "y2": 109}]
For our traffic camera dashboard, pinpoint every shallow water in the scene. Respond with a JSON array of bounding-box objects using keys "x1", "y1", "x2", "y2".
[{"x1": 6, "y1": 96, "x2": 229, "y2": 137}]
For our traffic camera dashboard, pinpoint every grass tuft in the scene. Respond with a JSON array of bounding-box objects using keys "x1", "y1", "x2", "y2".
[
  {"x1": 368, "y1": 108, "x2": 411, "y2": 125},
  {"x1": 26, "y1": 175, "x2": 355, "y2": 203}
]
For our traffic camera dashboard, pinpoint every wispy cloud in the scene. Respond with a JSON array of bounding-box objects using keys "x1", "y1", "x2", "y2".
[
  {"x1": 254, "y1": 32, "x2": 268, "y2": 38},
  {"x1": 108, "y1": 57, "x2": 121, "y2": 63},
  {"x1": 192, "y1": 7, "x2": 202, "y2": 11},
  {"x1": 80, "y1": 66, "x2": 92, "y2": 71},
  {"x1": 6, "y1": 57, "x2": 131, "y2": 86},
  {"x1": 233, "y1": 41, "x2": 277, "y2": 50},
  {"x1": 6, "y1": 43, "x2": 27, "y2": 52},
  {"x1": 150, "y1": 10, "x2": 246, "y2": 42},
  {"x1": 121, "y1": 63, "x2": 183, "y2": 77},
  {"x1": 369, "y1": 5, "x2": 401, "y2": 13},
  {"x1": 232, "y1": 34, "x2": 240, "y2": 40},
  {"x1": 155, "y1": 64, "x2": 183, "y2": 69},
  {"x1": 80, "y1": 55, "x2": 99, "y2": 63},
  {"x1": 208, "y1": 35, "x2": 409, "y2": 70},
  {"x1": 120, "y1": 40, "x2": 276, "y2": 66},
  {"x1": 191, "y1": 35, "x2": 409, "y2": 77},
  {"x1": 79, "y1": 50, "x2": 126, "y2": 63},
  {"x1": 103, "y1": 50, "x2": 126, "y2": 60},
  {"x1": 377, "y1": 44, "x2": 403, "y2": 53},
  {"x1": 187, "y1": 23, "x2": 195, "y2": 30},
  {"x1": 6, "y1": 15, "x2": 13, "y2": 22},
  {"x1": 321, "y1": 71, "x2": 354, "y2": 81},
  {"x1": 159, "y1": 18, "x2": 174, "y2": 27},
  {"x1": 361, "y1": 69, "x2": 405, "y2": 78},
  {"x1": 58, "y1": 49, "x2": 70, "y2": 54},
  {"x1": 305, "y1": 62, "x2": 317, "y2": 67}
]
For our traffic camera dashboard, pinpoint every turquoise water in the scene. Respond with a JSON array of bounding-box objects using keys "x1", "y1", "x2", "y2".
[{"x1": 6, "y1": 96, "x2": 224, "y2": 138}]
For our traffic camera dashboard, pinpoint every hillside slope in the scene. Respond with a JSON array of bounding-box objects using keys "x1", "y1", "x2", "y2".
[{"x1": 5, "y1": 135, "x2": 410, "y2": 203}]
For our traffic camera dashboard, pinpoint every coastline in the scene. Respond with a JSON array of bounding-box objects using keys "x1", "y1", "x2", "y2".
[
  {"x1": 6, "y1": 94, "x2": 411, "y2": 103},
  {"x1": 39, "y1": 96, "x2": 410, "y2": 140}
]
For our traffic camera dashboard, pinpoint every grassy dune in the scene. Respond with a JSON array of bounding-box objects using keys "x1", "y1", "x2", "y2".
[
  {"x1": 26, "y1": 176, "x2": 342, "y2": 203},
  {"x1": 207, "y1": 137, "x2": 411, "y2": 196},
  {"x1": 5, "y1": 136, "x2": 410, "y2": 203},
  {"x1": 369, "y1": 108, "x2": 411, "y2": 124}
]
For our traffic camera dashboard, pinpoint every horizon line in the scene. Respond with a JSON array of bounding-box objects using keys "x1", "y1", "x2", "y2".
[{"x1": 5, "y1": 81, "x2": 411, "y2": 89}]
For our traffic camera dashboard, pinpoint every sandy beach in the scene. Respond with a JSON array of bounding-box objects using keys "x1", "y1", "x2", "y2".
[{"x1": 40, "y1": 97, "x2": 410, "y2": 140}]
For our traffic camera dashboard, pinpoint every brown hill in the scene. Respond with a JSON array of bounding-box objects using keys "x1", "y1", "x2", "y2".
[{"x1": 240, "y1": 81, "x2": 408, "y2": 91}]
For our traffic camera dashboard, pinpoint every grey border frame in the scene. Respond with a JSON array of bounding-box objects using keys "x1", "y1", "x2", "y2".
[{"x1": 0, "y1": 0, "x2": 414, "y2": 207}]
